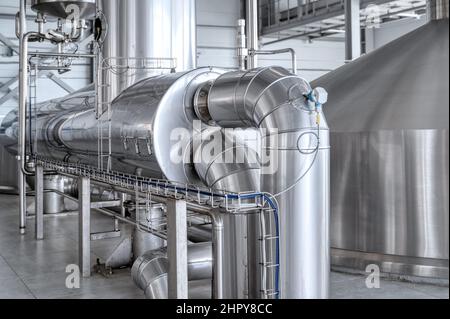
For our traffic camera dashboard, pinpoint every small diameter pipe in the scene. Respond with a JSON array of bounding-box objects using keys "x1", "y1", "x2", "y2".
[
  {"x1": 17, "y1": 0, "x2": 29, "y2": 235},
  {"x1": 252, "y1": 48, "x2": 298, "y2": 74},
  {"x1": 28, "y1": 52, "x2": 96, "y2": 59},
  {"x1": 237, "y1": 19, "x2": 248, "y2": 71},
  {"x1": 246, "y1": 0, "x2": 259, "y2": 69},
  {"x1": 19, "y1": 32, "x2": 42, "y2": 178}
]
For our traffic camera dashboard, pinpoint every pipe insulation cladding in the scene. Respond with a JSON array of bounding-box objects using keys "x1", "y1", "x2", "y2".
[{"x1": 197, "y1": 66, "x2": 331, "y2": 299}]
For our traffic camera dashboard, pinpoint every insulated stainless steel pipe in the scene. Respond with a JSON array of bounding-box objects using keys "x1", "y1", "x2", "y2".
[
  {"x1": 8, "y1": 61, "x2": 329, "y2": 298},
  {"x1": 193, "y1": 128, "x2": 260, "y2": 298},
  {"x1": 197, "y1": 66, "x2": 330, "y2": 299},
  {"x1": 132, "y1": 243, "x2": 213, "y2": 299}
]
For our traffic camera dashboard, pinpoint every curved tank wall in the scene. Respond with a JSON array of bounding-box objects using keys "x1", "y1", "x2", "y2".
[{"x1": 312, "y1": 19, "x2": 449, "y2": 281}]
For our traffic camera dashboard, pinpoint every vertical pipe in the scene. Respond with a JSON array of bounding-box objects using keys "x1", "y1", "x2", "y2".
[
  {"x1": 18, "y1": 0, "x2": 27, "y2": 235},
  {"x1": 203, "y1": 68, "x2": 330, "y2": 299},
  {"x1": 78, "y1": 176, "x2": 91, "y2": 278},
  {"x1": 246, "y1": 0, "x2": 259, "y2": 69},
  {"x1": 237, "y1": 19, "x2": 248, "y2": 71},
  {"x1": 18, "y1": 163, "x2": 26, "y2": 234},
  {"x1": 35, "y1": 165, "x2": 44, "y2": 240},
  {"x1": 344, "y1": 0, "x2": 361, "y2": 61},
  {"x1": 166, "y1": 199, "x2": 188, "y2": 299},
  {"x1": 210, "y1": 211, "x2": 224, "y2": 299}
]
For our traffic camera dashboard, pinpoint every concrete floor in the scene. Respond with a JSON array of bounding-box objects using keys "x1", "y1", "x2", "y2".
[{"x1": 0, "y1": 194, "x2": 448, "y2": 299}]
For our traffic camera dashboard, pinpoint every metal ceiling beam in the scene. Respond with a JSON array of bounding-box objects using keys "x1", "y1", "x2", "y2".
[
  {"x1": 0, "y1": 33, "x2": 19, "y2": 55},
  {"x1": 0, "y1": 72, "x2": 75, "y2": 106},
  {"x1": 0, "y1": 77, "x2": 19, "y2": 93},
  {"x1": 262, "y1": 4, "x2": 426, "y2": 45},
  {"x1": 261, "y1": 0, "x2": 400, "y2": 35},
  {"x1": 46, "y1": 72, "x2": 75, "y2": 93},
  {"x1": 0, "y1": 87, "x2": 19, "y2": 106}
]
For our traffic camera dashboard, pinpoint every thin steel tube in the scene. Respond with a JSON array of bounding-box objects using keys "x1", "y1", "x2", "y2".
[
  {"x1": 246, "y1": 0, "x2": 259, "y2": 69},
  {"x1": 28, "y1": 52, "x2": 96, "y2": 58},
  {"x1": 253, "y1": 48, "x2": 298, "y2": 74},
  {"x1": 18, "y1": 0, "x2": 31, "y2": 234}
]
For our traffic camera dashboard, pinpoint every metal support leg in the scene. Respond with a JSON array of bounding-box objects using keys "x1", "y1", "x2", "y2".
[
  {"x1": 114, "y1": 217, "x2": 119, "y2": 232},
  {"x1": 167, "y1": 199, "x2": 188, "y2": 299},
  {"x1": 35, "y1": 165, "x2": 44, "y2": 240},
  {"x1": 78, "y1": 176, "x2": 91, "y2": 278}
]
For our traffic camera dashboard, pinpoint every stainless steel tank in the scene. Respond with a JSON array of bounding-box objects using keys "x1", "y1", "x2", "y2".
[
  {"x1": 31, "y1": 0, "x2": 96, "y2": 19},
  {"x1": 312, "y1": 14, "x2": 449, "y2": 281},
  {"x1": 97, "y1": 0, "x2": 197, "y2": 102}
]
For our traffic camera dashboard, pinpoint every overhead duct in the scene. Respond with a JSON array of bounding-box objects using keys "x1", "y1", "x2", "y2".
[{"x1": 312, "y1": 2, "x2": 449, "y2": 281}]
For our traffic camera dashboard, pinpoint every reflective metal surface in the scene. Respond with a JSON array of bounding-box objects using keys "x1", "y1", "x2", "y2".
[
  {"x1": 23, "y1": 69, "x2": 224, "y2": 182},
  {"x1": 332, "y1": 249, "x2": 449, "y2": 283},
  {"x1": 2, "y1": 66, "x2": 331, "y2": 298},
  {"x1": 97, "y1": 0, "x2": 121, "y2": 103},
  {"x1": 330, "y1": 131, "x2": 449, "y2": 260},
  {"x1": 132, "y1": 206, "x2": 166, "y2": 259},
  {"x1": 193, "y1": 127, "x2": 260, "y2": 298},
  {"x1": 132, "y1": 0, "x2": 197, "y2": 73},
  {"x1": 42, "y1": 175, "x2": 66, "y2": 214},
  {"x1": 132, "y1": 243, "x2": 212, "y2": 299},
  {"x1": 312, "y1": 19, "x2": 449, "y2": 280},
  {"x1": 31, "y1": 0, "x2": 96, "y2": 19},
  {"x1": 98, "y1": 0, "x2": 197, "y2": 102},
  {"x1": 205, "y1": 66, "x2": 331, "y2": 299}
]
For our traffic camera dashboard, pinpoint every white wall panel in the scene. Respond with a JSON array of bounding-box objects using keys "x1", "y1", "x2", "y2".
[{"x1": 365, "y1": 16, "x2": 426, "y2": 52}]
